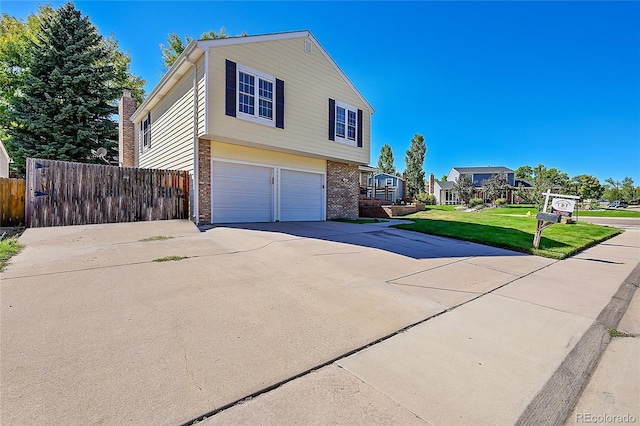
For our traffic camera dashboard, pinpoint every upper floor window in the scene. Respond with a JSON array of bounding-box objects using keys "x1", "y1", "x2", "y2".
[
  {"x1": 328, "y1": 99, "x2": 362, "y2": 147},
  {"x1": 141, "y1": 113, "x2": 151, "y2": 151},
  {"x1": 386, "y1": 178, "x2": 393, "y2": 186},
  {"x1": 226, "y1": 60, "x2": 284, "y2": 129},
  {"x1": 237, "y1": 65, "x2": 275, "y2": 126}
]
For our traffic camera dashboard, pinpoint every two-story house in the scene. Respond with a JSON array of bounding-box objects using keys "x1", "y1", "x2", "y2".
[
  {"x1": 368, "y1": 172, "x2": 405, "y2": 202},
  {"x1": 119, "y1": 31, "x2": 373, "y2": 224},
  {"x1": 429, "y1": 166, "x2": 516, "y2": 205}
]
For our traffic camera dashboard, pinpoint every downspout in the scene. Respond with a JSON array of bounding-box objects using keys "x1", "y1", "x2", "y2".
[{"x1": 187, "y1": 58, "x2": 199, "y2": 224}]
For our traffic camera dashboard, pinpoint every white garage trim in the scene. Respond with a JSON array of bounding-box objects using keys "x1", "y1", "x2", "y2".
[{"x1": 211, "y1": 158, "x2": 326, "y2": 223}]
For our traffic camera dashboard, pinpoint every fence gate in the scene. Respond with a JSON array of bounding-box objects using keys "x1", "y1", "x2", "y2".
[
  {"x1": 26, "y1": 158, "x2": 189, "y2": 228},
  {"x1": 0, "y1": 178, "x2": 26, "y2": 227}
]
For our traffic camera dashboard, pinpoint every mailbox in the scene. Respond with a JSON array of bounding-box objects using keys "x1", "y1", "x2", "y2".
[{"x1": 536, "y1": 212, "x2": 561, "y2": 223}]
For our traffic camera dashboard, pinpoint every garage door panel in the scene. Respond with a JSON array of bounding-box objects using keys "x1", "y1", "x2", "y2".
[
  {"x1": 212, "y1": 161, "x2": 273, "y2": 223},
  {"x1": 280, "y1": 169, "x2": 324, "y2": 222}
]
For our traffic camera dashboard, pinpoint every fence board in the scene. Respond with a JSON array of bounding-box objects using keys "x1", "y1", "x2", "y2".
[
  {"x1": 25, "y1": 158, "x2": 189, "y2": 228},
  {"x1": 0, "y1": 178, "x2": 26, "y2": 227}
]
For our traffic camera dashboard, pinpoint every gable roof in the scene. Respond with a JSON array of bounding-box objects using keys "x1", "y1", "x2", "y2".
[
  {"x1": 436, "y1": 180, "x2": 455, "y2": 189},
  {"x1": 374, "y1": 172, "x2": 404, "y2": 181},
  {"x1": 132, "y1": 30, "x2": 373, "y2": 122},
  {"x1": 452, "y1": 166, "x2": 514, "y2": 174}
]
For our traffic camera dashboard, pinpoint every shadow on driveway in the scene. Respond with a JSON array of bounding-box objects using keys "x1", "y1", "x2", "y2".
[{"x1": 199, "y1": 220, "x2": 530, "y2": 260}]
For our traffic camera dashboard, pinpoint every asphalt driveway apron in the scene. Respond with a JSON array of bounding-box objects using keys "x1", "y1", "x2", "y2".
[{"x1": 2, "y1": 219, "x2": 558, "y2": 425}]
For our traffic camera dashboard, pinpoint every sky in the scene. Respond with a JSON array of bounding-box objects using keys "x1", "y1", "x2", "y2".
[{"x1": 3, "y1": 1, "x2": 639, "y2": 184}]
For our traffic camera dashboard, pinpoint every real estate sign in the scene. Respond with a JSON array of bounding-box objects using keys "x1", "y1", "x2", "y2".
[{"x1": 551, "y1": 198, "x2": 576, "y2": 217}]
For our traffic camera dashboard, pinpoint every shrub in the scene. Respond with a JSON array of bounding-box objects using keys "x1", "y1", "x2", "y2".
[
  {"x1": 495, "y1": 198, "x2": 507, "y2": 206},
  {"x1": 469, "y1": 198, "x2": 484, "y2": 207},
  {"x1": 414, "y1": 192, "x2": 436, "y2": 205}
]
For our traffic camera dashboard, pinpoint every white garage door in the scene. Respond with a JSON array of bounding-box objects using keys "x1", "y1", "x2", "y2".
[
  {"x1": 211, "y1": 161, "x2": 273, "y2": 223},
  {"x1": 280, "y1": 169, "x2": 324, "y2": 221}
]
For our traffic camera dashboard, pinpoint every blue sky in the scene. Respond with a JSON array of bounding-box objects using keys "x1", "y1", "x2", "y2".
[{"x1": 4, "y1": 1, "x2": 639, "y2": 184}]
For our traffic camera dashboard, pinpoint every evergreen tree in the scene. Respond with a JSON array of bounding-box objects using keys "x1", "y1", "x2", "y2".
[
  {"x1": 8, "y1": 3, "x2": 120, "y2": 176},
  {"x1": 404, "y1": 134, "x2": 427, "y2": 198},
  {"x1": 376, "y1": 144, "x2": 396, "y2": 175}
]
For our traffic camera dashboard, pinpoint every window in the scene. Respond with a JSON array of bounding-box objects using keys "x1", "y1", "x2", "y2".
[
  {"x1": 386, "y1": 178, "x2": 393, "y2": 186},
  {"x1": 237, "y1": 65, "x2": 275, "y2": 126},
  {"x1": 226, "y1": 60, "x2": 284, "y2": 129},
  {"x1": 141, "y1": 113, "x2": 151, "y2": 151},
  {"x1": 328, "y1": 99, "x2": 362, "y2": 147}
]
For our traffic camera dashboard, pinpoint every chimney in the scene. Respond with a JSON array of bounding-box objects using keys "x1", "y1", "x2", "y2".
[
  {"x1": 429, "y1": 173, "x2": 435, "y2": 195},
  {"x1": 118, "y1": 90, "x2": 137, "y2": 167}
]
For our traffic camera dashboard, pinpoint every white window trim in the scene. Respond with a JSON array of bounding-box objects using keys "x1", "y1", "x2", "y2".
[
  {"x1": 385, "y1": 178, "x2": 393, "y2": 186},
  {"x1": 237, "y1": 64, "x2": 275, "y2": 127},
  {"x1": 334, "y1": 100, "x2": 358, "y2": 146},
  {"x1": 141, "y1": 114, "x2": 151, "y2": 152}
]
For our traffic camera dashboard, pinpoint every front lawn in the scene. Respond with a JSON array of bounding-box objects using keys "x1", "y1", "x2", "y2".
[{"x1": 396, "y1": 208, "x2": 621, "y2": 259}]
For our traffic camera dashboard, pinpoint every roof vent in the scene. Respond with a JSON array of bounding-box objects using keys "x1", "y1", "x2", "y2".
[{"x1": 304, "y1": 39, "x2": 313, "y2": 54}]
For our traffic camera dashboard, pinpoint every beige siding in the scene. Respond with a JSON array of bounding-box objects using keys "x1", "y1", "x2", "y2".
[
  {"x1": 138, "y1": 58, "x2": 205, "y2": 173},
  {"x1": 0, "y1": 142, "x2": 8, "y2": 178},
  {"x1": 211, "y1": 140, "x2": 326, "y2": 172},
  {"x1": 206, "y1": 37, "x2": 370, "y2": 165}
]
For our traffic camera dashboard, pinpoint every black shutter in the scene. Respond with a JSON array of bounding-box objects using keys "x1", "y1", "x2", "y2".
[
  {"x1": 275, "y1": 78, "x2": 284, "y2": 129},
  {"x1": 225, "y1": 59, "x2": 236, "y2": 117},
  {"x1": 357, "y1": 109, "x2": 363, "y2": 147},
  {"x1": 328, "y1": 98, "x2": 335, "y2": 141}
]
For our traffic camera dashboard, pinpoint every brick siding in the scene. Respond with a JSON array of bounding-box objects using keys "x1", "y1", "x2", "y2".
[
  {"x1": 326, "y1": 160, "x2": 359, "y2": 220},
  {"x1": 118, "y1": 90, "x2": 136, "y2": 167},
  {"x1": 198, "y1": 139, "x2": 211, "y2": 223}
]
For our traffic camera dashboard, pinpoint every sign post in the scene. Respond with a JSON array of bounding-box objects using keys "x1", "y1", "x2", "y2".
[{"x1": 533, "y1": 190, "x2": 581, "y2": 249}]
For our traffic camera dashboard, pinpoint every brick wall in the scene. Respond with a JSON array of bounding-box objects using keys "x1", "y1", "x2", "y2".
[
  {"x1": 197, "y1": 139, "x2": 211, "y2": 223},
  {"x1": 326, "y1": 160, "x2": 359, "y2": 220},
  {"x1": 118, "y1": 90, "x2": 136, "y2": 167}
]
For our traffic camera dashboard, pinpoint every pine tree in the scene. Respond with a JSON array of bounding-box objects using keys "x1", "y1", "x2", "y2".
[
  {"x1": 376, "y1": 144, "x2": 396, "y2": 175},
  {"x1": 8, "y1": 3, "x2": 119, "y2": 176},
  {"x1": 404, "y1": 134, "x2": 427, "y2": 198}
]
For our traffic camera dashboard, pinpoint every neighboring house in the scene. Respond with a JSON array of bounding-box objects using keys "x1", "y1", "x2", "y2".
[
  {"x1": 429, "y1": 166, "x2": 516, "y2": 205},
  {"x1": 368, "y1": 173, "x2": 405, "y2": 202},
  {"x1": 120, "y1": 31, "x2": 373, "y2": 224},
  {"x1": 0, "y1": 140, "x2": 10, "y2": 178}
]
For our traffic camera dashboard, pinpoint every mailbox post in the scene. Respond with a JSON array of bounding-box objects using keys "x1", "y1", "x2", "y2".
[{"x1": 533, "y1": 211, "x2": 561, "y2": 248}]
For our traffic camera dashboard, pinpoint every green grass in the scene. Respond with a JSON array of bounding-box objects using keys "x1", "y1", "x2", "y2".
[
  {"x1": 153, "y1": 255, "x2": 189, "y2": 262},
  {"x1": 607, "y1": 327, "x2": 634, "y2": 338},
  {"x1": 395, "y1": 208, "x2": 621, "y2": 259},
  {"x1": 445, "y1": 204, "x2": 640, "y2": 218},
  {"x1": 0, "y1": 238, "x2": 23, "y2": 271},
  {"x1": 139, "y1": 235, "x2": 174, "y2": 242},
  {"x1": 574, "y1": 209, "x2": 640, "y2": 218}
]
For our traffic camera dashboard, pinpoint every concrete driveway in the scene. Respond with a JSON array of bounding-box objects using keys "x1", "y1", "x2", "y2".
[{"x1": 2, "y1": 219, "x2": 557, "y2": 424}]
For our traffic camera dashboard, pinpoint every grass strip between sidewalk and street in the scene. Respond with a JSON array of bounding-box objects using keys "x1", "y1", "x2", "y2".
[{"x1": 394, "y1": 207, "x2": 622, "y2": 259}]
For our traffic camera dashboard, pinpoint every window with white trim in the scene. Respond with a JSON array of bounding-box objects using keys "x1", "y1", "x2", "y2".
[
  {"x1": 141, "y1": 113, "x2": 151, "y2": 151},
  {"x1": 386, "y1": 178, "x2": 393, "y2": 186},
  {"x1": 237, "y1": 65, "x2": 275, "y2": 126},
  {"x1": 333, "y1": 100, "x2": 358, "y2": 146}
]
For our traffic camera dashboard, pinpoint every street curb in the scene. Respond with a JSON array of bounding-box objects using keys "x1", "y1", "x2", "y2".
[{"x1": 516, "y1": 261, "x2": 640, "y2": 426}]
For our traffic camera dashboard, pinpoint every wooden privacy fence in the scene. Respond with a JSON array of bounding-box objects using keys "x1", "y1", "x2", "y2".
[
  {"x1": 26, "y1": 158, "x2": 189, "y2": 228},
  {"x1": 0, "y1": 178, "x2": 26, "y2": 227}
]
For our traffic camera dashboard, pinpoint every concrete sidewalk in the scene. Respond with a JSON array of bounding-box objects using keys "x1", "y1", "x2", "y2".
[
  {"x1": 1, "y1": 220, "x2": 638, "y2": 425},
  {"x1": 202, "y1": 229, "x2": 640, "y2": 425}
]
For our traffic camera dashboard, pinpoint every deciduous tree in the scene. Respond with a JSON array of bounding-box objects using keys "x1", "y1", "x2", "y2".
[
  {"x1": 452, "y1": 174, "x2": 474, "y2": 206},
  {"x1": 482, "y1": 173, "x2": 509, "y2": 205}
]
